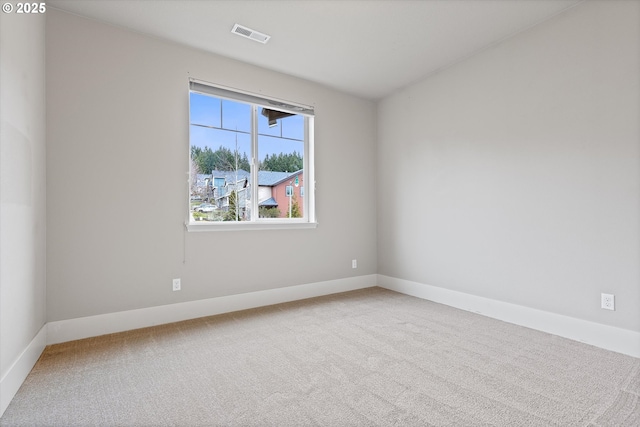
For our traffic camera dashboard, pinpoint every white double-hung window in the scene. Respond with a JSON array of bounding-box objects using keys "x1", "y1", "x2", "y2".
[{"x1": 187, "y1": 79, "x2": 315, "y2": 231}]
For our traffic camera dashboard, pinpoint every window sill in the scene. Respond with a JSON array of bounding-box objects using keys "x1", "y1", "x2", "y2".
[{"x1": 186, "y1": 221, "x2": 318, "y2": 232}]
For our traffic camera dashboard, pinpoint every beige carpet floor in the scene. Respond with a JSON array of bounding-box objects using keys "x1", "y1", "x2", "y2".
[{"x1": 1, "y1": 287, "x2": 639, "y2": 426}]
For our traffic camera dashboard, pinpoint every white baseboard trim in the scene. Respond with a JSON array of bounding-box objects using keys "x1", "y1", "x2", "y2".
[
  {"x1": 0, "y1": 325, "x2": 47, "y2": 417},
  {"x1": 378, "y1": 275, "x2": 640, "y2": 358},
  {"x1": 47, "y1": 274, "x2": 377, "y2": 345}
]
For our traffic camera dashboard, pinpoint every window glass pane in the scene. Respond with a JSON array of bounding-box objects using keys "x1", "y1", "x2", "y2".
[
  {"x1": 257, "y1": 113, "x2": 304, "y2": 219},
  {"x1": 190, "y1": 96, "x2": 252, "y2": 222},
  {"x1": 281, "y1": 114, "x2": 304, "y2": 140},
  {"x1": 257, "y1": 109, "x2": 280, "y2": 137},
  {"x1": 221, "y1": 100, "x2": 251, "y2": 133},
  {"x1": 190, "y1": 93, "x2": 220, "y2": 128}
]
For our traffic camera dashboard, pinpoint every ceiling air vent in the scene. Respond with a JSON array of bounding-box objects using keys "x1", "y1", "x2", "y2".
[{"x1": 231, "y1": 24, "x2": 270, "y2": 44}]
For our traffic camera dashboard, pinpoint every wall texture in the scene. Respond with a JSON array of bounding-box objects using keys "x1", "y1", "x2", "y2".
[
  {"x1": 46, "y1": 9, "x2": 377, "y2": 322},
  {"x1": 377, "y1": 0, "x2": 640, "y2": 332},
  {"x1": 0, "y1": 10, "x2": 46, "y2": 410}
]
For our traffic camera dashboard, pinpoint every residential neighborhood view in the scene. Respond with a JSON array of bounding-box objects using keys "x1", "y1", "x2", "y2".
[{"x1": 190, "y1": 164, "x2": 304, "y2": 221}]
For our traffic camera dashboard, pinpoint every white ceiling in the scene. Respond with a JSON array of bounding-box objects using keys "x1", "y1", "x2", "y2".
[{"x1": 48, "y1": 0, "x2": 583, "y2": 100}]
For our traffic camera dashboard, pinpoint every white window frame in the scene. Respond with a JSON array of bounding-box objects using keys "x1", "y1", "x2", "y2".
[{"x1": 186, "y1": 79, "x2": 316, "y2": 232}]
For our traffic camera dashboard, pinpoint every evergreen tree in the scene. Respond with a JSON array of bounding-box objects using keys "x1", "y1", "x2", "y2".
[
  {"x1": 224, "y1": 190, "x2": 240, "y2": 221},
  {"x1": 261, "y1": 151, "x2": 303, "y2": 172},
  {"x1": 191, "y1": 145, "x2": 250, "y2": 173},
  {"x1": 289, "y1": 194, "x2": 302, "y2": 218}
]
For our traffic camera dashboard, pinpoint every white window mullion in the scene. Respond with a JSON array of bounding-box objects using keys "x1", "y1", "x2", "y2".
[
  {"x1": 251, "y1": 105, "x2": 259, "y2": 221},
  {"x1": 306, "y1": 117, "x2": 315, "y2": 223}
]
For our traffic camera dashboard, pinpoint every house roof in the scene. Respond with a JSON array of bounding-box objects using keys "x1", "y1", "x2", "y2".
[
  {"x1": 210, "y1": 169, "x2": 250, "y2": 183},
  {"x1": 260, "y1": 170, "x2": 302, "y2": 187},
  {"x1": 257, "y1": 170, "x2": 291, "y2": 186},
  {"x1": 258, "y1": 197, "x2": 278, "y2": 207},
  {"x1": 199, "y1": 169, "x2": 301, "y2": 188}
]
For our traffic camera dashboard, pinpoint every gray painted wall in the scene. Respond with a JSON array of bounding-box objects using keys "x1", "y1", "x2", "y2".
[
  {"x1": 46, "y1": 9, "x2": 377, "y2": 322},
  {"x1": 0, "y1": 12, "x2": 47, "y2": 380},
  {"x1": 377, "y1": 1, "x2": 640, "y2": 332}
]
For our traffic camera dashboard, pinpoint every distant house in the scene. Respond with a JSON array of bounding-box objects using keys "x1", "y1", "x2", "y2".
[
  {"x1": 193, "y1": 170, "x2": 250, "y2": 217},
  {"x1": 210, "y1": 170, "x2": 250, "y2": 217},
  {"x1": 192, "y1": 169, "x2": 303, "y2": 219},
  {"x1": 258, "y1": 170, "x2": 304, "y2": 218}
]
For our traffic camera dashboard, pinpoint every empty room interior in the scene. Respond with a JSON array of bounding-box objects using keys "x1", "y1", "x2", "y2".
[{"x1": 1, "y1": 0, "x2": 639, "y2": 425}]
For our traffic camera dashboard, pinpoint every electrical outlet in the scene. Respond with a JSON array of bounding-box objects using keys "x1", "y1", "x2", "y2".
[
  {"x1": 601, "y1": 293, "x2": 614, "y2": 310},
  {"x1": 172, "y1": 278, "x2": 181, "y2": 291},
  {"x1": 352, "y1": 259, "x2": 357, "y2": 269}
]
